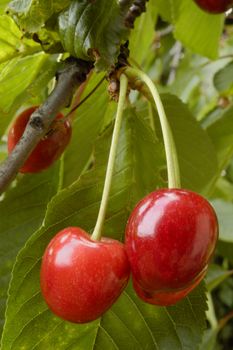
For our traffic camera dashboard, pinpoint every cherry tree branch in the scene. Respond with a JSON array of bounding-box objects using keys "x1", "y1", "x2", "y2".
[{"x1": 0, "y1": 58, "x2": 93, "y2": 194}]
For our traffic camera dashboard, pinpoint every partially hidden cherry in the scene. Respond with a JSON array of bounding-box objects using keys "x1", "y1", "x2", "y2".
[
  {"x1": 8, "y1": 106, "x2": 72, "y2": 173},
  {"x1": 40, "y1": 227, "x2": 130, "y2": 323},
  {"x1": 125, "y1": 189, "x2": 218, "y2": 306},
  {"x1": 194, "y1": 0, "x2": 233, "y2": 13}
]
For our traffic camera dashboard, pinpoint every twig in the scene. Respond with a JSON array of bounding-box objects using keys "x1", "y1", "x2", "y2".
[{"x1": 0, "y1": 58, "x2": 93, "y2": 194}]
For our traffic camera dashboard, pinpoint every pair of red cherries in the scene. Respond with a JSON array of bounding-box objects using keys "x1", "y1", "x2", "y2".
[
  {"x1": 40, "y1": 190, "x2": 218, "y2": 324},
  {"x1": 8, "y1": 107, "x2": 218, "y2": 324}
]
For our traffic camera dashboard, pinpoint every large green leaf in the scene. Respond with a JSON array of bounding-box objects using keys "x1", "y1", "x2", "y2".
[
  {"x1": 58, "y1": 0, "x2": 131, "y2": 71},
  {"x1": 153, "y1": 94, "x2": 218, "y2": 193},
  {"x1": 1, "y1": 107, "x2": 207, "y2": 349},
  {"x1": 8, "y1": 0, "x2": 71, "y2": 32},
  {"x1": 0, "y1": 163, "x2": 60, "y2": 337}
]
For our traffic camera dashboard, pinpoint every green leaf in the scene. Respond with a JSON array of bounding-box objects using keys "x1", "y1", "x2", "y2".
[
  {"x1": 153, "y1": 94, "x2": 218, "y2": 193},
  {"x1": 58, "y1": 0, "x2": 130, "y2": 71},
  {"x1": 1, "y1": 107, "x2": 207, "y2": 349},
  {"x1": 0, "y1": 15, "x2": 41, "y2": 64},
  {"x1": 214, "y1": 61, "x2": 233, "y2": 94},
  {"x1": 211, "y1": 199, "x2": 233, "y2": 243},
  {"x1": 0, "y1": 164, "x2": 60, "y2": 337},
  {"x1": 205, "y1": 264, "x2": 233, "y2": 292},
  {"x1": 8, "y1": 0, "x2": 72, "y2": 32},
  {"x1": 174, "y1": 0, "x2": 223, "y2": 59},
  {"x1": 156, "y1": 0, "x2": 223, "y2": 59}
]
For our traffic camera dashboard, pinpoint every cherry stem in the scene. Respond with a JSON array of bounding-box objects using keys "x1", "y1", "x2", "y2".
[
  {"x1": 124, "y1": 66, "x2": 181, "y2": 189},
  {"x1": 91, "y1": 74, "x2": 128, "y2": 241}
]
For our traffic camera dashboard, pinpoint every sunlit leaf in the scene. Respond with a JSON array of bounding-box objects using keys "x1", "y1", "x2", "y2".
[{"x1": 0, "y1": 163, "x2": 60, "y2": 336}]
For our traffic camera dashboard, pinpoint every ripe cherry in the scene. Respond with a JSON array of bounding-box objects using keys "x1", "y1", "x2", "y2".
[
  {"x1": 8, "y1": 106, "x2": 72, "y2": 173},
  {"x1": 125, "y1": 189, "x2": 218, "y2": 306},
  {"x1": 194, "y1": 0, "x2": 233, "y2": 13},
  {"x1": 40, "y1": 227, "x2": 130, "y2": 323}
]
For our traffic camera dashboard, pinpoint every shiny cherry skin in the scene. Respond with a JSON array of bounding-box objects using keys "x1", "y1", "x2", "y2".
[
  {"x1": 125, "y1": 189, "x2": 218, "y2": 306},
  {"x1": 194, "y1": 0, "x2": 233, "y2": 13},
  {"x1": 40, "y1": 227, "x2": 130, "y2": 323},
  {"x1": 8, "y1": 106, "x2": 72, "y2": 173}
]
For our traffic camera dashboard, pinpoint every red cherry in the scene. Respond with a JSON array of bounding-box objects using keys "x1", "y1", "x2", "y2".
[
  {"x1": 8, "y1": 106, "x2": 72, "y2": 173},
  {"x1": 125, "y1": 189, "x2": 218, "y2": 306},
  {"x1": 194, "y1": 0, "x2": 233, "y2": 13},
  {"x1": 40, "y1": 227, "x2": 130, "y2": 323}
]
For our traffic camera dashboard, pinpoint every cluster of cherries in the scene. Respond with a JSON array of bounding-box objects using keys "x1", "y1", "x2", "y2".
[{"x1": 8, "y1": 107, "x2": 218, "y2": 324}]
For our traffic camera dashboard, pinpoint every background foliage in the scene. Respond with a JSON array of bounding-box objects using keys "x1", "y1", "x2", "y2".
[{"x1": 0, "y1": 0, "x2": 233, "y2": 349}]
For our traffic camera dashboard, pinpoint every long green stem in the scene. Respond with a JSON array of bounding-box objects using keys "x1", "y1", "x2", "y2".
[
  {"x1": 91, "y1": 74, "x2": 128, "y2": 241},
  {"x1": 124, "y1": 66, "x2": 181, "y2": 189}
]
